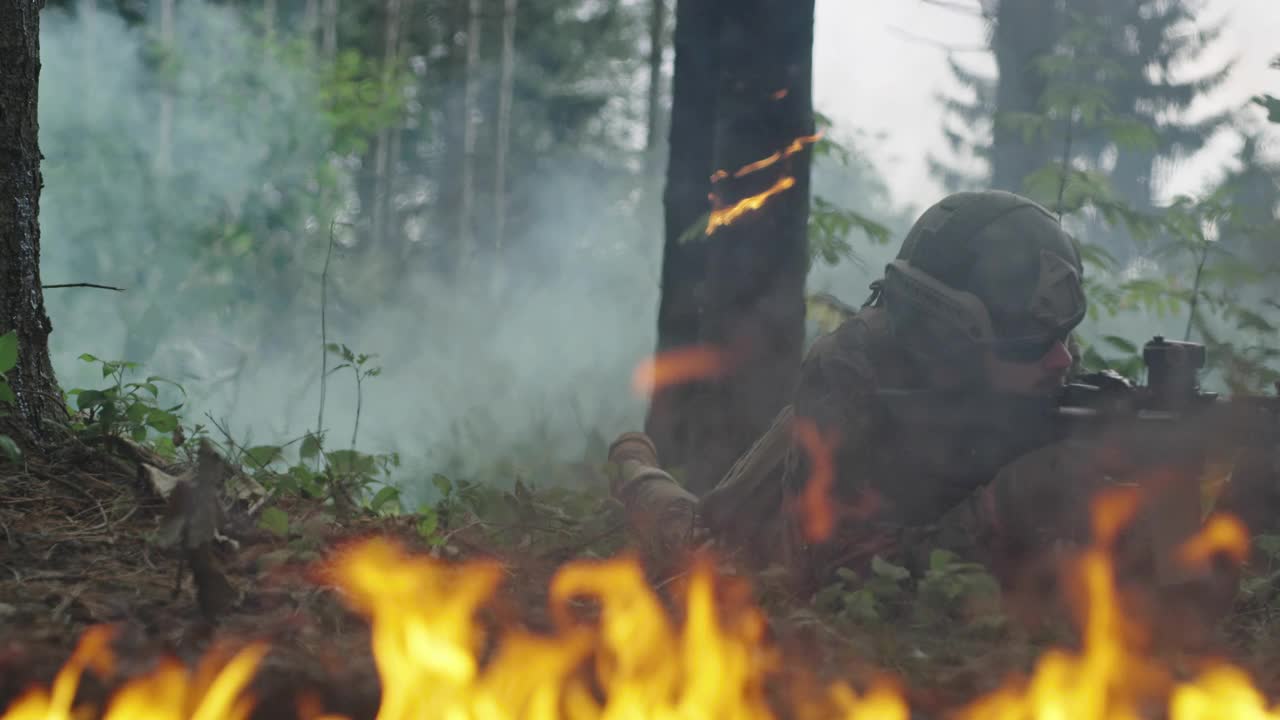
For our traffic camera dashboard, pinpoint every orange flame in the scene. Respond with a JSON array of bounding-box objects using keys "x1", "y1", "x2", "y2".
[
  {"x1": 1177, "y1": 513, "x2": 1249, "y2": 567},
  {"x1": 631, "y1": 345, "x2": 728, "y2": 395},
  {"x1": 792, "y1": 417, "x2": 881, "y2": 543},
  {"x1": 703, "y1": 134, "x2": 820, "y2": 235},
  {"x1": 728, "y1": 134, "x2": 822, "y2": 180},
  {"x1": 2, "y1": 626, "x2": 268, "y2": 720},
  {"x1": 706, "y1": 176, "x2": 797, "y2": 235},
  {"x1": 792, "y1": 417, "x2": 838, "y2": 542},
  {"x1": 709, "y1": 134, "x2": 821, "y2": 184},
  {"x1": 3, "y1": 493, "x2": 1268, "y2": 720}
]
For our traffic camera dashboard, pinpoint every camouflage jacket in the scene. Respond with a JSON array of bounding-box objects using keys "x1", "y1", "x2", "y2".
[{"x1": 701, "y1": 306, "x2": 1055, "y2": 587}]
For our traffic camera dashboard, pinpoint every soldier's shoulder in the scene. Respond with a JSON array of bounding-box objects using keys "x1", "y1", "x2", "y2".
[
  {"x1": 803, "y1": 307, "x2": 902, "y2": 389},
  {"x1": 809, "y1": 307, "x2": 895, "y2": 364}
]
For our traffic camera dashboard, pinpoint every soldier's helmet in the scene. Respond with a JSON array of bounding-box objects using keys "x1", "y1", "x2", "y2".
[{"x1": 880, "y1": 190, "x2": 1086, "y2": 365}]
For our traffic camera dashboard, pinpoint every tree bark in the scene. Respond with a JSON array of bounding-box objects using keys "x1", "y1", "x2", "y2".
[
  {"x1": 644, "y1": 0, "x2": 723, "y2": 471},
  {"x1": 0, "y1": 0, "x2": 64, "y2": 443},
  {"x1": 688, "y1": 0, "x2": 815, "y2": 494},
  {"x1": 989, "y1": 0, "x2": 1059, "y2": 193}
]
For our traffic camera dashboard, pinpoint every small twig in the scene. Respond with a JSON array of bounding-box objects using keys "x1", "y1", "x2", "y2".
[
  {"x1": 41, "y1": 282, "x2": 126, "y2": 291},
  {"x1": 920, "y1": 0, "x2": 985, "y2": 16},
  {"x1": 887, "y1": 25, "x2": 987, "y2": 53},
  {"x1": 436, "y1": 519, "x2": 487, "y2": 548}
]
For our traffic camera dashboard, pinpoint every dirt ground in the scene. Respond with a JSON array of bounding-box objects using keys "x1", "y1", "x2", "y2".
[{"x1": 5, "y1": 440, "x2": 1280, "y2": 719}]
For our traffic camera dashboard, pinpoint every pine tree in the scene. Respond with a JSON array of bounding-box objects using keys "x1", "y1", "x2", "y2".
[{"x1": 932, "y1": 0, "x2": 1233, "y2": 256}]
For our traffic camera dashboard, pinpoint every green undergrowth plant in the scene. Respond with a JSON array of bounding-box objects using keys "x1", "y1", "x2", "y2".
[
  {"x1": 240, "y1": 431, "x2": 402, "y2": 523},
  {"x1": 810, "y1": 550, "x2": 1003, "y2": 632},
  {"x1": 65, "y1": 353, "x2": 186, "y2": 455},
  {"x1": 0, "y1": 330, "x2": 21, "y2": 462},
  {"x1": 413, "y1": 471, "x2": 623, "y2": 559}
]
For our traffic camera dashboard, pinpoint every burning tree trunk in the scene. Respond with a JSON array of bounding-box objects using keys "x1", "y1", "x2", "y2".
[
  {"x1": 644, "y1": 0, "x2": 724, "y2": 472},
  {"x1": 0, "y1": 0, "x2": 64, "y2": 444},
  {"x1": 686, "y1": 0, "x2": 815, "y2": 494},
  {"x1": 990, "y1": 0, "x2": 1060, "y2": 192}
]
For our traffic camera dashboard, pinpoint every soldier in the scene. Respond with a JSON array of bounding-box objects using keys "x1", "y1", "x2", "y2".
[{"x1": 609, "y1": 190, "x2": 1120, "y2": 593}]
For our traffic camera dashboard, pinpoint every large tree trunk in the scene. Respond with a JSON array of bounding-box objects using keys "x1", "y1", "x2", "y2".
[
  {"x1": 686, "y1": 0, "x2": 815, "y2": 494},
  {"x1": 0, "y1": 0, "x2": 64, "y2": 444},
  {"x1": 989, "y1": 0, "x2": 1059, "y2": 193},
  {"x1": 644, "y1": 0, "x2": 723, "y2": 472}
]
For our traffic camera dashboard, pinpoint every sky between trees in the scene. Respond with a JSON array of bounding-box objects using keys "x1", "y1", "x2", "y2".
[{"x1": 814, "y1": 0, "x2": 1280, "y2": 211}]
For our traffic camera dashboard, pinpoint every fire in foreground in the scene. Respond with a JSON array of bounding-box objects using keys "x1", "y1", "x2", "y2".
[{"x1": 3, "y1": 490, "x2": 1275, "y2": 720}]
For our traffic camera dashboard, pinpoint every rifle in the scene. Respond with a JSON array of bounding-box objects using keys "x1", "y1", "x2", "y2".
[{"x1": 879, "y1": 335, "x2": 1280, "y2": 583}]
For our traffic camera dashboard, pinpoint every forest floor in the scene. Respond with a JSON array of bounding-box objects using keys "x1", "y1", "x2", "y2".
[{"x1": 6, "y1": 439, "x2": 1280, "y2": 719}]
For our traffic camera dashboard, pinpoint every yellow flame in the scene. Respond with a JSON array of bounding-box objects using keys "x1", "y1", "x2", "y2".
[
  {"x1": 710, "y1": 134, "x2": 822, "y2": 183},
  {"x1": 2, "y1": 493, "x2": 1267, "y2": 720},
  {"x1": 706, "y1": 177, "x2": 797, "y2": 235},
  {"x1": 1178, "y1": 513, "x2": 1250, "y2": 567},
  {"x1": 3, "y1": 627, "x2": 266, "y2": 720}
]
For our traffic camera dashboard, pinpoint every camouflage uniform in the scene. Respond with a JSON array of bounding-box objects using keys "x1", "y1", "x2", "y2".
[{"x1": 612, "y1": 191, "x2": 1104, "y2": 592}]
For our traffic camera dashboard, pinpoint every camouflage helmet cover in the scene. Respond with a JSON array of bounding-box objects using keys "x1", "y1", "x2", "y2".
[{"x1": 881, "y1": 190, "x2": 1086, "y2": 360}]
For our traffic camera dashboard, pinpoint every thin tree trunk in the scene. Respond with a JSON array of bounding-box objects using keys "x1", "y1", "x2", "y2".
[
  {"x1": 688, "y1": 0, "x2": 815, "y2": 494},
  {"x1": 494, "y1": 0, "x2": 518, "y2": 265},
  {"x1": 303, "y1": 0, "x2": 319, "y2": 45},
  {"x1": 84, "y1": 0, "x2": 97, "y2": 116},
  {"x1": 0, "y1": 0, "x2": 64, "y2": 444},
  {"x1": 643, "y1": 0, "x2": 668, "y2": 181},
  {"x1": 643, "y1": 0, "x2": 724, "y2": 472},
  {"x1": 458, "y1": 0, "x2": 482, "y2": 268},
  {"x1": 990, "y1": 0, "x2": 1060, "y2": 192},
  {"x1": 264, "y1": 0, "x2": 276, "y2": 37},
  {"x1": 157, "y1": 0, "x2": 176, "y2": 176},
  {"x1": 322, "y1": 0, "x2": 338, "y2": 60},
  {"x1": 370, "y1": 0, "x2": 404, "y2": 250}
]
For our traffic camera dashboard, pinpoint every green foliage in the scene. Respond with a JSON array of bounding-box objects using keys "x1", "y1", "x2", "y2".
[
  {"x1": 807, "y1": 114, "x2": 895, "y2": 269},
  {"x1": 415, "y1": 470, "x2": 623, "y2": 559},
  {"x1": 326, "y1": 342, "x2": 382, "y2": 449},
  {"x1": 0, "y1": 330, "x2": 19, "y2": 462},
  {"x1": 65, "y1": 353, "x2": 186, "y2": 447},
  {"x1": 812, "y1": 550, "x2": 1003, "y2": 631},
  {"x1": 1000, "y1": 17, "x2": 1280, "y2": 390},
  {"x1": 247, "y1": 434, "x2": 401, "y2": 516}
]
